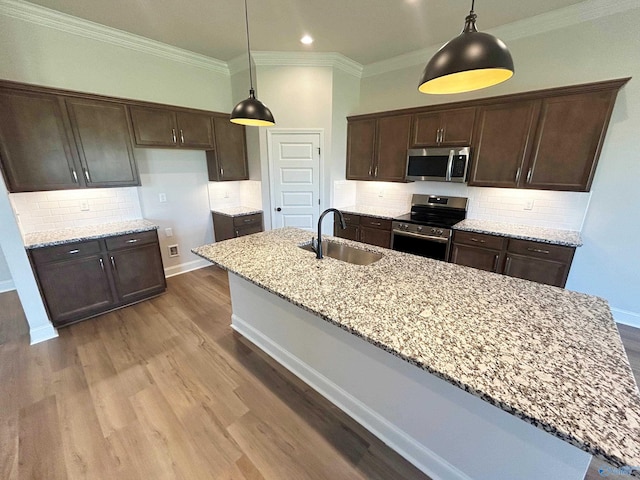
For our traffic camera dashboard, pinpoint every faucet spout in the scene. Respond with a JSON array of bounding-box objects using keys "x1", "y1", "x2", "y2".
[{"x1": 315, "y1": 208, "x2": 346, "y2": 259}]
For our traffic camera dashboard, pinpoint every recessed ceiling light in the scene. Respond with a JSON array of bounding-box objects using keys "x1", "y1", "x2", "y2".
[{"x1": 300, "y1": 35, "x2": 313, "y2": 45}]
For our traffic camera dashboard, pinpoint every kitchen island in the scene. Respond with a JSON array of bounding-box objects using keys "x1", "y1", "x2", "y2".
[{"x1": 193, "y1": 228, "x2": 640, "y2": 480}]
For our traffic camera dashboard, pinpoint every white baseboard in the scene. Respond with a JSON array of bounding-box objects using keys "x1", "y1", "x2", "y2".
[
  {"x1": 164, "y1": 258, "x2": 211, "y2": 278},
  {"x1": 0, "y1": 279, "x2": 15, "y2": 293},
  {"x1": 612, "y1": 307, "x2": 640, "y2": 329},
  {"x1": 29, "y1": 323, "x2": 58, "y2": 345}
]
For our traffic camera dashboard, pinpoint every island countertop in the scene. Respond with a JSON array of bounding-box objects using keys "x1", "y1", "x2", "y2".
[{"x1": 192, "y1": 227, "x2": 640, "y2": 467}]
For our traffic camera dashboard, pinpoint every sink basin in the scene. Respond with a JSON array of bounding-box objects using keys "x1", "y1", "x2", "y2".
[{"x1": 300, "y1": 240, "x2": 383, "y2": 266}]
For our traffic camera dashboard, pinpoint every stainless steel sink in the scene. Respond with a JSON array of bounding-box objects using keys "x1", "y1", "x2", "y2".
[{"x1": 299, "y1": 240, "x2": 383, "y2": 266}]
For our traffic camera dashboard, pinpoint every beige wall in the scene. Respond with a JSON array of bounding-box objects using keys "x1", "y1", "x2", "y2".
[{"x1": 358, "y1": 8, "x2": 640, "y2": 325}]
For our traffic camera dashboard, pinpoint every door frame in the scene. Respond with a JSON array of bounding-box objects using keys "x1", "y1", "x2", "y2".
[{"x1": 266, "y1": 128, "x2": 325, "y2": 230}]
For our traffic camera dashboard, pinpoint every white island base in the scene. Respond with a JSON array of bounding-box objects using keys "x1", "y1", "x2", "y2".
[{"x1": 228, "y1": 273, "x2": 591, "y2": 480}]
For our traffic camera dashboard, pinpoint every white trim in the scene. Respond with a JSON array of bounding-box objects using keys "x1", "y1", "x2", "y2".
[
  {"x1": 29, "y1": 322, "x2": 58, "y2": 345},
  {"x1": 164, "y1": 258, "x2": 211, "y2": 278},
  {"x1": 266, "y1": 129, "x2": 324, "y2": 231},
  {"x1": 0, "y1": 279, "x2": 15, "y2": 293},
  {"x1": 362, "y1": 0, "x2": 640, "y2": 78},
  {"x1": 0, "y1": 0, "x2": 230, "y2": 75},
  {"x1": 227, "y1": 53, "x2": 249, "y2": 76},
  {"x1": 612, "y1": 307, "x2": 640, "y2": 329},
  {"x1": 252, "y1": 51, "x2": 363, "y2": 78}
]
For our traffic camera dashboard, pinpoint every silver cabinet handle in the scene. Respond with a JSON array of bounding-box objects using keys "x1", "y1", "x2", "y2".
[
  {"x1": 68, "y1": 249, "x2": 80, "y2": 254},
  {"x1": 171, "y1": 128, "x2": 177, "y2": 144},
  {"x1": 220, "y1": 167, "x2": 224, "y2": 178},
  {"x1": 83, "y1": 168, "x2": 91, "y2": 183},
  {"x1": 371, "y1": 222, "x2": 381, "y2": 226},
  {"x1": 235, "y1": 230, "x2": 240, "y2": 237},
  {"x1": 180, "y1": 129, "x2": 185, "y2": 144},
  {"x1": 526, "y1": 168, "x2": 533, "y2": 183},
  {"x1": 492, "y1": 254, "x2": 500, "y2": 272},
  {"x1": 368, "y1": 165, "x2": 373, "y2": 177},
  {"x1": 440, "y1": 127, "x2": 446, "y2": 143},
  {"x1": 515, "y1": 167, "x2": 521, "y2": 183},
  {"x1": 435, "y1": 128, "x2": 440, "y2": 144},
  {"x1": 126, "y1": 239, "x2": 139, "y2": 243},
  {"x1": 99, "y1": 258, "x2": 105, "y2": 272},
  {"x1": 505, "y1": 256, "x2": 512, "y2": 273},
  {"x1": 110, "y1": 256, "x2": 116, "y2": 271},
  {"x1": 243, "y1": 219, "x2": 252, "y2": 223},
  {"x1": 374, "y1": 165, "x2": 378, "y2": 178},
  {"x1": 71, "y1": 169, "x2": 78, "y2": 183},
  {"x1": 527, "y1": 247, "x2": 550, "y2": 254},
  {"x1": 470, "y1": 237, "x2": 486, "y2": 243}
]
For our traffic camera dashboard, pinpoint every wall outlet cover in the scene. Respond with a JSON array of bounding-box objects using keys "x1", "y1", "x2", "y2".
[
  {"x1": 159, "y1": 193, "x2": 167, "y2": 203},
  {"x1": 168, "y1": 244, "x2": 179, "y2": 257},
  {"x1": 80, "y1": 200, "x2": 90, "y2": 211},
  {"x1": 525, "y1": 199, "x2": 534, "y2": 210},
  {"x1": 165, "y1": 227, "x2": 173, "y2": 237}
]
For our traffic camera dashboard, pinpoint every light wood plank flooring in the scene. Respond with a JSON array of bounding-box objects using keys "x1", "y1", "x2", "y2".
[{"x1": 1, "y1": 266, "x2": 638, "y2": 479}]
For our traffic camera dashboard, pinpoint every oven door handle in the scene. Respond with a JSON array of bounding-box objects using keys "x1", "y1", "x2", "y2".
[{"x1": 392, "y1": 230, "x2": 449, "y2": 243}]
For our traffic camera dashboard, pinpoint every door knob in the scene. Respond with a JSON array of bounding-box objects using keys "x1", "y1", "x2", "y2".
[{"x1": 276, "y1": 207, "x2": 282, "y2": 212}]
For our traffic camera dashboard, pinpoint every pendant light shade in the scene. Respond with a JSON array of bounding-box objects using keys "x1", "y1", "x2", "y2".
[
  {"x1": 230, "y1": 0, "x2": 275, "y2": 126},
  {"x1": 419, "y1": 0, "x2": 514, "y2": 95}
]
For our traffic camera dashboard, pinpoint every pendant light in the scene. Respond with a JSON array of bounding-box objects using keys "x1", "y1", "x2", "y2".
[
  {"x1": 230, "y1": 0, "x2": 275, "y2": 126},
  {"x1": 418, "y1": 0, "x2": 514, "y2": 95}
]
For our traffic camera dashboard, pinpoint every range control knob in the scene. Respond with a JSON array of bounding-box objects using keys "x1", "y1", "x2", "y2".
[
  {"x1": 430, "y1": 228, "x2": 436, "y2": 234},
  {"x1": 437, "y1": 229, "x2": 443, "y2": 235},
  {"x1": 417, "y1": 226, "x2": 423, "y2": 232}
]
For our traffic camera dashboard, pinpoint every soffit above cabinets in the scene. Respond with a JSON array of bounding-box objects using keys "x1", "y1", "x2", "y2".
[{"x1": 21, "y1": 0, "x2": 586, "y2": 65}]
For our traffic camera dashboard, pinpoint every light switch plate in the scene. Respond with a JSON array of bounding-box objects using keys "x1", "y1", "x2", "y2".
[
  {"x1": 524, "y1": 199, "x2": 534, "y2": 210},
  {"x1": 165, "y1": 227, "x2": 173, "y2": 237},
  {"x1": 159, "y1": 193, "x2": 167, "y2": 203},
  {"x1": 80, "y1": 200, "x2": 90, "y2": 211}
]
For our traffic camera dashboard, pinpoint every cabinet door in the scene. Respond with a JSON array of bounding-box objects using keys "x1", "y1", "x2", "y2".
[
  {"x1": 334, "y1": 223, "x2": 359, "y2": 241},
  {"x1": 360, "y1": 226, "x2": 391, "y2": 248},
  {"x1": 66, "y1": 98, "x2": 139, "y2": 187},
  {"x1": 210, "y1": 117, "x2": 248, "y2": 181},
  {"x1": 129, "y1": 106, "x2": 178, "y2": 147},
  {"x1": 525, "y1": 90, "x2": 617, "y2": 191},
  {"x1": 375, "y1": 115, "x2": 411, "y2": 182},
  {"x1": 109, "y1": 243, "x2": 166, "y2": 303},
  {"x1": 440, "y1": 108, "x2": 476, "y2": 146},
  {"x1": 450, "y1": 244, "x2": 502, "y2": 273},
  {"x1": 176, "y1": 111, "x2": 214, "y2": 149},
  {"x1": 0, "y1": 89, "x2": 80, "y2": 192},
  {"x1": 411, "y1": 112, "x2": 441, "y2": 147},
  {"x1": 469, "y1": 101, "x2": 539, "y2": 188},
  {"x1": 504, "y1": 253, "x2": 570, "y2": 288},
  {"x1": 36, "y1": 254, "x2": 114, "y2": 326},
  {"x1": 346, "y1": 119, "x2": 376, "y2": 180}
]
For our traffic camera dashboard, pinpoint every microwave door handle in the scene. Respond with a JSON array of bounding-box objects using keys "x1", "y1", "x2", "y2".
[{"x1": 445, "y1": 150, "x2": 454, "y2": 181}]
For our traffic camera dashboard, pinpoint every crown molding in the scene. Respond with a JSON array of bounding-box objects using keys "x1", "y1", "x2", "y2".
[
  {"x1": 227, "y1": 54, "x2": 249, "y2": 76},
  {"x1": 251, "y1": 52, "x2": 363, "y2": 78},
  {"x1": 362, "y1": 0, "x2": 640, "y2": 78},
  {"x1": 0, "y1": 0, "x2": 230, "y2": 75}
]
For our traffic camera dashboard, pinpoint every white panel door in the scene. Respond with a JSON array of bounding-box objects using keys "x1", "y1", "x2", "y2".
[{"x1": 269, "y1": 132, "x2": 321, "y2": 230}]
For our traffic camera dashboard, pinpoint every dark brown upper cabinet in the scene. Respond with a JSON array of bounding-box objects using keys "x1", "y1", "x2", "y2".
[
  {"x1": 469, "y1": 100, "x2": 540, "y2": 188},
  {"x1": 411, "y1": 107, "x2": 476, "y2": 147},
  {"x1": 65, "y1": 98, "x2": 139, "y2": 188},
  {"x1": 207, "y1": 116, "x2": 248, "y2": 181},
  {"x1": 0, "y1": 88, "x2": 81, "y2": 192},
  {"x1": 346, "y1": 114, "x2": 411, "y2": 182},
  {"x1": 129, "y1": 106, "x2": 214, "y2": 149}
]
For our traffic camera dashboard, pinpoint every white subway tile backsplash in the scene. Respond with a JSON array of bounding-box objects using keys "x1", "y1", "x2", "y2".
[{"x1": 9, "y1": 187, "x2": 143, "y2": 234}]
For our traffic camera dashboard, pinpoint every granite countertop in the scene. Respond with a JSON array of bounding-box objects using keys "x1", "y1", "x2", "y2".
[
  {"x1": 23, "y1": 219, "x2": 159, "y2": 249},
  {"x1": 212, "y1": 206, "x2": 263, "y2": 217},
  {"x1": 454, "y1": 219, "x2": 583, "y2": 247},
  {"x1": 193, "y1": 227, "x2": 640, "y2": 467},
  {"x1": 337, "y1": 205, "x2": 408, "y2": 220}
]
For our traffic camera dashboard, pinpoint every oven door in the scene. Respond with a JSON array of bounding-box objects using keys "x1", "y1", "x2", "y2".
[{"x1": 391, "y1": 230, "x2": 451, "y2": 261}]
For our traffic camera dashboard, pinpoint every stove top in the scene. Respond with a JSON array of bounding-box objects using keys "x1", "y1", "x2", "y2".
[{"x1": 394, "y1": 194, "x2": 468, "y2": 229}]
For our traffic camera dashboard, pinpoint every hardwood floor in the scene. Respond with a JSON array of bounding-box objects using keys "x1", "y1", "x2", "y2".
[{"x1": 1, "y1": 266, "x2": 638, "y2": 479}]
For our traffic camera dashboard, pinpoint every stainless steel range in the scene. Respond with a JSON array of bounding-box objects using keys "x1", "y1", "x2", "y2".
[{"x1": 392, "y1": 194, "x2": 468, "y2": 261}]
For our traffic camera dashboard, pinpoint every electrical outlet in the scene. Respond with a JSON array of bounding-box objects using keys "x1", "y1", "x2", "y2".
[
  {"x1": 159, "y1": 193, "x2": 167, "y2": 203},
  {"x1": 168, "y1": 244, "x2": 179, "y2": 257},
  {"x1": 165, "y1": 227, "x2": 173, "y2": 237},
  {"x1": 80, "y1": 200, "x2": 90, "y2": 211},
  {"x1": 524, "y1": 199, "x2": 534, "y2": 210},
  {"x1": 378, "y1": 190, "x2": 384, "y2": 198},
  {"x1": 224, "y1": 191, "x2": 230, "y2": 199}
]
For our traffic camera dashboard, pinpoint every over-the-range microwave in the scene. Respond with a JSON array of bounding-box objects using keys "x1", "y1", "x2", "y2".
[{"x1": 405, "y1": 146, "x2": 470, "y2": 183}]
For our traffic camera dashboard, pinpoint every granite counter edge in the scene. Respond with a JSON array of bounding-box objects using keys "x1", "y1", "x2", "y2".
[{"x1": 25, "y1": 224, "x2": 159, "y2": 249}]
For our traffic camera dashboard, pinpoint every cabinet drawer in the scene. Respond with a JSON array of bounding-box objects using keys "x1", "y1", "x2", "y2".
[
  {"x1": 507, "y1": 239, "x2": 575, "y2": 263},
  {"x1": 340, "y1": 213, "x2": 360, "y2": 226},
  {"x1": 453, "y1": 231, "x2": 506, "y2": 250},
  {"x1": 105, "y1": 230, "x2": 158, "y2": 251},
  {"x1": 235, "y1": 224, "x2": 263, "y2": 238},
  {"x1": 30, "y1": 240, "x2": 102, "y2": 264},
  {"x1": 233, "y1": 213, "x2": 262, "y2": 228},
  {"x1": 360, "y1": 216, "x2": 391, "y2": 230}
]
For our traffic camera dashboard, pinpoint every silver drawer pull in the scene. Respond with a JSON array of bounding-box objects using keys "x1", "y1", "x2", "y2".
[
  {"x1": 71, "y1": 169, "x2": 78, "y2": 183},
  {"x1": 470, "y1": 238, "x2": 485, "y2": 243},
  {"x1": 243, "y1": 219, "x2": 252, "y2": 223},
  {"x1": 110, "y1": 256, "x2": 116, "y2": 270},
  {"x1": 68, "y1": 249, "x2": 80, "y2": 254},
  {"x1": 492, "y1": 254, "x2": 499, "y2": 272},
  {"x1": 99, "y1": 258, "x2": 105, "y2": 272},
  {"x1": 527, "y1": 247, "x2": 550, "y2": 254},
  {"x1": 371, "y1": 222, "x2": 381, "y2": 226},
  {"x1": 180, "y1": 129, "x2": 185, "y2": 143},
  {"x1": 172, "y1": 128, "x2": 177, "y2": 144},
  {"x1": 126, "y1": 239, "x2": 139, "y2": 243},
  {"x1": 83, "y1": 168, "x2": 91, "y2": 183}
]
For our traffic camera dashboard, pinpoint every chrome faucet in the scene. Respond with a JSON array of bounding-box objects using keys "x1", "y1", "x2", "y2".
[{"x1": 312, "y1": 208, "x2": 347, "y2": 259}]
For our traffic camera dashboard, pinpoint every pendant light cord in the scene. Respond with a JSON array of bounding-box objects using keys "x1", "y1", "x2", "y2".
[
  {"x1": 243, "y1": 0, "x2": 254, "y2": 92},
  {"x1": 470, "y1": 0, "x2": 475, "y2": 14}
]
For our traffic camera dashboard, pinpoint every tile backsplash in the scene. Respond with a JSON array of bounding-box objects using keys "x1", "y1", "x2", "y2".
[
  {"x1": 208, "y1": 180, "x2": 262, "y2": 210},
  {"x1": 335, "y1": 181, "x2": 590, "y2": 231},
  {"x1": 10, "y1": 187, "x2": 142, "y2": 234}
]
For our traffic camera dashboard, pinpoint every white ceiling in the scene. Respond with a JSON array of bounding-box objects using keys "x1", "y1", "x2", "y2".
[{"x1": 26, "y1": 0, "x2": 586, "y2": 65}]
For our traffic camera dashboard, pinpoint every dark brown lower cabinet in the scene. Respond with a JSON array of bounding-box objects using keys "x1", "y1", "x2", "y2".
[
  {"x1": 29, "y1": 230, "x2": 166, "y2": 327},
  {"x1": 334, "y1": 214, "x2": 392, "y2": 249},
  {"x1": 451, "y1": 231, "x2": 575, "y2": 288},
  {"x1": 212, "y1": 212, "x2": 264, "y2": 241}
]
